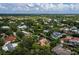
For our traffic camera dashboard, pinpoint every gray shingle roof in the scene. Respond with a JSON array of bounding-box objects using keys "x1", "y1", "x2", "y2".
[{"x1": 52, "y1": 44, "x2": 72, "y2": 55}]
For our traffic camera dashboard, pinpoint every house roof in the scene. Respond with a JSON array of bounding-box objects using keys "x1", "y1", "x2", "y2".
[
  {"x1": 51, "y1": 32, "x2": 63, "y2": 38},
  {"x1": 62, "y1": 36, "x2": 79, "y2": 41},
  {"x1": 4, "y1": 35, "x2": 16, "y2": 43},
  {"x1": 2, "y1": 42, "x2": 18, "y2": 51},
  {"x1": 38, "y1": 37, "x2": 49, "y2": 46},
  {"x1": 52, "y1": 44, "x2": 71, "y2": 55},
  {"x1": 1, "y1": 26, "x2": 10, "y2": 29}
]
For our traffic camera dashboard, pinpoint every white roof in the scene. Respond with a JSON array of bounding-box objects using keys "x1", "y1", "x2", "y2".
[
  {"x1": 54, "y1": 19, "x2": 58, "y2": 22},
  {"x1": 0, "y1": 17, "x2": 2, "y2": 19},
  {"x1": 47, "y1": 18, "x2": 52, "y2": 22},
  {"x1": 63, "y1": 19, "x2": 66, "y2": 21},
  {"x1": 76, "y1": 21, "x2": 79, "y2": 23},
  {"x1": 21, "y1": 22, "x2": 24, "y2": 25},
  {"x1": 2, "y1": 42, "x2": 18, "y2": 51},
  {"x1": 2, "y1": 45, "x2": 8, "y2": 51},
  {"x1": 64, "y1": 28, "x2": 69, "y2": 31},
  {"x1": 12, "y1": 43, "x2": 18, "y2": 47},
  {"x1": 1, "y1": 26, "x2": 10, "y2": 29},
  {"x1": 44, "y1": 22, "x2": 48, "y2": 24},
  {"x1": 18, "y1": 25, "x2": 27, "y2": 29},
  {"x1": 70, "y1": 26, "x2": 77, "y2": 30},
  {"x1": 43, "y1": 30, "x2": 49, "y2": 33},
  {"x1": 22, "y1": 31, "x2": 30, "y2": 35},
  {"x1": 9, "y1": 21, "x2": 15, "y2": 23}
]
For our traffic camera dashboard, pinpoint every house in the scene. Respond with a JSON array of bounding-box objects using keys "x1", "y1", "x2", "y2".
[
  {"x1": 21, "y1": 22, "x2": 24, "y2": 25},
  {"x1": 43, "y1": 30, "x2": 49, "y2": 33},
  {"x1": 52, "y1": 44, "x2": 72, "y2": 55},
  {"x1": 70, "y1": 26, "x2": 79, "y2": 34},
  {"x1": 76, "y1": 20, "x2": 79, "y2": 23},
  {"x1": 2, "y1": 34, "x2": 17, "y2": 51},
  {"x1": 70, "y1": 26, "x2": 77, "y2": 30},
  {"x1": 54, "y1": 19, "x2": 58, "y2": 22},
  {"x1": 60, "y1": 27, "x2": 79, "y2": 34},
  {"x1": 21, "y1": 31, "x2": 31, "y2": 36},
  {"x1": 47, "y1": 18, "x2": 52, "y2": 22},
  {"x1": 1, "y1": 26, "x2": 10, "y2": 29},
  {"x1": 61, "y1": 36, "x2": 79, "y2": 46},
  {"x1": 51, "y1": 32, "x2": 64, "y2": 39},
  {"x1": 60, "y1": 27, "x2": 70, "y2": 34},
  {"x1": 9, "y1": 20, "x2": 15, "y2": 23},
  {"x1": 4, "y1": 35, "x2": 16, "y2": 43},
  {"x1": 17, "y1": 25, "x2": 27, "y2": 30},
  {"x1": 38, "y1": 37, "x2": 49, "y2": 46},
  {"x1": 0, "y1": 17, "x2": 2, "y2": 19},
  {"x1": 2, "y1": 41, "x2": 18, "y2": 51}
]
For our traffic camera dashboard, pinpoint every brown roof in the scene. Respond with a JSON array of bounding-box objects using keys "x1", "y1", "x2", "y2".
[
  {"x1": 62, "y1": 36, "x2": 79, "y2": 41},
  {"x1": 4, "y1": 35, "x2": 16, "y2": 43},
  {"x1": 38, "y1": 37, "x2": 49, "y2": 46}
]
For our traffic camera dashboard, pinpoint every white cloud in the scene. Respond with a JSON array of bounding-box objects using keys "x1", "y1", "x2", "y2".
[
  {"x1": 27, "y1": 3, "x2": 35, "y2": 7},
  {"x1": 10, "y1": 3, "x2": 75, "y2": 12},
  {"x1": 56, "y1": 4, "x2": 69, "y2": 10},
  {"x1": 72, "y1": 4, "x2": 79, "y2": 10},
  {"x1": 36, "y1": 4, "x2": 57, "y2": 11},
  {"x1": 0, "y1": 3, "x2": 79, "y2": 13},
  {"x1": 0, "y1": 4, "x2": 6, "y2": 9},
  {"x1": 35, "y1": 7, "x2": 40, "y2": 10}
]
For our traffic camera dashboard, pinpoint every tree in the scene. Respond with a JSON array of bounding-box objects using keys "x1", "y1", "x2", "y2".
[
  {"x1": 50, "y1": 38, "x2": 60, "y2": 48},
  {"x1": 32, "y1": 42, "x2": 51, "y2": 55},
  {"x1": 16, "y1": 31, "x2": 24, "y2": 38}
]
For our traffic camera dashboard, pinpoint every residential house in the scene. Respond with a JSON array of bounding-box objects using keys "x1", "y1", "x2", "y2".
[
  {"x1": 51, "y1": 32, "x2": 64, "y2": 39},
  {"x1": 4, "y1": 35, "x2": 16, "y2": 43},
  {"x1": 17, "y1": 25, "x2": 27, "y2": 30},
  {"x1": 2, "y1": 41, "x2": 18, "y2": 51},
  {"x1": 70, "y1": 26, "x2": 79, "y2": 34},
  {"x1": 2, "y1": 34, "x2": 18, "y2": 51},
  {"x1": 52, "y1": 44, "x2": 72, "y2": 55},
  {"x1": 21, "y1": 31, "x2": 31, "y2": 36},
  {"x1": 1, "y1": 26, "x2": 10, "y2": 29},
  {"x1": 38, "y1": 37, "x2": 49, "y2": 46},
  {"x1": 43, "y1": 30, "x2": 49, "y2": 33},
  {"x1": 60, "y1": 26, "x2": 79, "y2": 34},
  {"x1": 61, "y1": 36, "x2": 79, "y2": 46}
]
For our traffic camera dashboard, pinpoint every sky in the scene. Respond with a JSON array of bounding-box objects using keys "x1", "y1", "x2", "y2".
[{"x1": 0, "y1": 3, "x2": 79, "y2": 14}]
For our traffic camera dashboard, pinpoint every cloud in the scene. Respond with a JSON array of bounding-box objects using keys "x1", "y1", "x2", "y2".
[
  {"x1": 0, "y1": 3, "x2": 79, "y2": 14},
  {"x1": 0, "y1": 4, "x2": 7, "y2": 9},
  {"x1": 27, "y1": 3, "x2": 35, "y2": 7}
]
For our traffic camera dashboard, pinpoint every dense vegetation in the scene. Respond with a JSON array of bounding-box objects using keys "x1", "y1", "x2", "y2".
[{"x1": 0, "y1": 14, "x2": 79, "y2": 55}]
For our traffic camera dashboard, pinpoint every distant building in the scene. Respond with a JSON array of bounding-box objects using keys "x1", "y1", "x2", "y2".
[
  {"x1": 0, "y1": 17, "x2": 3, "y2": 19},
  {"x1": 60, "y1": 26, "x2": 79, "y2": 34},
  {"x1": 38, "y1": 37, "x2": 49, "y2": 46},
  {"x1": 4, "y1": 35, "x2": 16, "y2": 43},
  {"x1": 2, "y1": 41, "x2": 18, "y2": 51},
  {"x1": 54, "y1": 19, "x2": 58, "y2": 22},
  {"x1": 51, "y1": 32, "x2": 64, "y2": 39},
  {"x1": 21, "y1": 31, "x2": 31, "y2": 36},
  {"x1": 43, "y1": 30, "x2": 49, "y2": 33},
  {"x1": 1, "y1": 26, "x2": 10, "y2": 29},
  {"x1": 47, "y1": 18, "x2": 52, "y2": 22},
  {"x1": 52, "y1": 44, "x2": 72, "y2": 55},
  {"x1": 60, "y1": 27, "x2": 70, "y2": 34},
  {"x1": 2, "y1": 34, "x2": 17, "y2": 51},
  {"x1": 17, "y1": 25, "x2": 27, "y2": 30},
  {"x1": 61, "y1": 36, "x2": 79, "y2": 46}
]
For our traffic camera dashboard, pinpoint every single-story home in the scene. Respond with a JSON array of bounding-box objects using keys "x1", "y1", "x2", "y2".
[
  {"x1": 61, "y1": 36, "x2": 79, "y2": 46},
  {"x1": 52, "y1": 44, "x2": 72, "y2": 55},
  {"x1": 2, "y1": 41, "x2": 18, "y2": 51}
]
